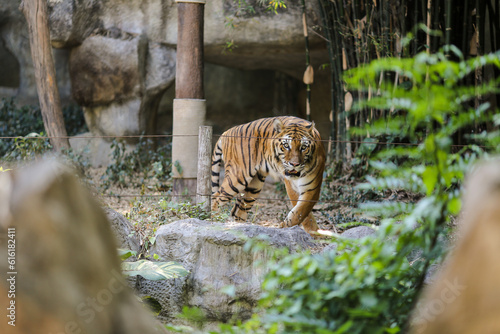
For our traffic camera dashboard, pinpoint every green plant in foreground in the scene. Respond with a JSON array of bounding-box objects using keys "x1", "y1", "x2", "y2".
[
  {"x1": 204, "y1": 49, "x2": 500, "y2": 334},
  {"x1": 118, "y1": 248, "x2": 188, "y2": 280}
]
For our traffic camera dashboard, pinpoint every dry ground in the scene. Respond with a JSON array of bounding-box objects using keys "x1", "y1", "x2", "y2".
[{"x1": 79, "y1": 165, "x2": 366, "y2": 251}]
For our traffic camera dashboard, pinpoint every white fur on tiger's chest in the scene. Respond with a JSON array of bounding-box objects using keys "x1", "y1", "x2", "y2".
[{"x1": 287, "y1": 172, "x2": 315, "y2": 194}]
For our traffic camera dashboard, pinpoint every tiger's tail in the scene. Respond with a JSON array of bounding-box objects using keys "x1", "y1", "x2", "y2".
[{"x1": 211, "y1": 139, "x2": 223, "y2": 195}]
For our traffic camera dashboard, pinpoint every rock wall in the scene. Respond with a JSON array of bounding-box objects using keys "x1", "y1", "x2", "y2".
[
  {"x1": 0, "y1": 2, "x2": 72, "y2": 105},
  {"x1": 0, "y1": 0, "x2": 331, "y2": 151}
]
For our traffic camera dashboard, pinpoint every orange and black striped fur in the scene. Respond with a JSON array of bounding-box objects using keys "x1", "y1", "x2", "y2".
[{"x1": 211, "y1": 116, "x2": 326, "y2": 233}]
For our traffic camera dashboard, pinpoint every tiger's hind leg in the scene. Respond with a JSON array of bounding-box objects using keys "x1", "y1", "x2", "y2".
[
  {"x1": 211, "y1": 169, "x2": 248, "y2": 218},
  {"x1": 231, "y1": 173, "x2": 266, "y2": 222}
]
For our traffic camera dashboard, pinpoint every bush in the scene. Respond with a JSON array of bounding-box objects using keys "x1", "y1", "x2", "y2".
[
  {"x1": 100, "y1": 137, "x2": 172, "y2": 190},
  {"x1": 212, "y1": 48, "x2": 500, "y2": 334},
  {"x1": 0, "y1": 98, "x2": 87, "y2": 158}
]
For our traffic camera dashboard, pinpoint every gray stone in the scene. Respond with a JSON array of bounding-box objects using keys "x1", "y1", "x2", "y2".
[
  {"x1": 70, "y1": 35, "x2": 175, "y2": 137},
  {"x1": 202, "y1": 0, "x2": 328, "y2": 78},
  {"x1": 70, "y1": 36, "x2": 141, "y2": 106},
  {"x1": 69, "y1": 132, "x2": 115, "y2": 167},
  {"x1": 60, "y1": 0, "x2": 327, "y2": 77},
  {"x1": 0, "y1": 0, "x2": 74, "y2": 104},
  {"x1": 322, "y1": 226, "x2": 377, "y2": 253},
  {"x1": 145, "y1": 42, "x2": 176, "y2": 94},
  {"x1": 83, "y1": 99, "x2": 143, "y2": 136},
  {"x1": 104, "y1": 208, "x2": 141, "y2": 254},
  {"x1": 341, "y1": 225, "x2": 377, "y2": 239},
  {"x1": 47, "y1": 0, "x2": 101, "y2": 48},
  {"x1": 1, "y1": 0, "x2": 330, "y2": 144},
  {"x1": 135, "y1": 219, "x2": 314, "y2": 323},
  {"x1": 69, "y1": 132, "x2": 139, "y2": 167}
]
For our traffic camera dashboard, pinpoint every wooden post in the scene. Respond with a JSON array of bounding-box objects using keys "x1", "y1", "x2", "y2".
[
  {"x1": 20, "y1": 0, "x2": 70, "y2": 151},
  {"x1": 175, "y1": 1, "x2": 205, "y2": 99},
  {"x1": 172, "y1": 0, "x2": 206, "y2": 202},
  {"x1": 196, "y1": 126, "x2": 212, "y2": 212}
]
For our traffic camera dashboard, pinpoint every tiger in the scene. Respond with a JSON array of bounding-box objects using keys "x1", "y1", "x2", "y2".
[{"x1": 211, "y1": 116, "x2": 326, "y2": 234}]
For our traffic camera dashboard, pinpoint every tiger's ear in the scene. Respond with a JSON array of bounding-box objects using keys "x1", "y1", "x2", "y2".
[
  {"x1": 307, "y1": 121, "x2": 316, "y2": 134},
  {"x1": 273, "y1": 118, "x2": 284, "y2": 133}
]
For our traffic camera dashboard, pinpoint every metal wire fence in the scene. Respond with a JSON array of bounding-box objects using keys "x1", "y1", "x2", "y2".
[
  {"x1": 0, "y1": 131, "x2": 485, "y2": 206},
  {"x1": 0, "y1": 133, "x2": 491, "y2": 149}
]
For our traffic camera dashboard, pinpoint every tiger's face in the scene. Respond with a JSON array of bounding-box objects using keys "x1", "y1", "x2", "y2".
[
  {"x1": 278, "y1": 135, "x2": 313, "y2": 177},
  {"x1": 274, "y1": 120, "x2": 316, "y2": 178}
]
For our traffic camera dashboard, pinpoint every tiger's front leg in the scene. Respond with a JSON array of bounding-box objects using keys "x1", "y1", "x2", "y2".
[{"x1": 279, "y1": 178, "x2": 319, "y2": 234}]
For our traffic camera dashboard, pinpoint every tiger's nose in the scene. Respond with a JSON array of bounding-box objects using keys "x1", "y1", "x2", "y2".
[{"x1": 289, "y1": 161, "x2": 300, "y2": 167}]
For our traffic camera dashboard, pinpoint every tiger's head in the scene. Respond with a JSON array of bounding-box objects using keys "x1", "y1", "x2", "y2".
[{"x1": 273, "y1": 119, "x2": 317, "y2": 178}]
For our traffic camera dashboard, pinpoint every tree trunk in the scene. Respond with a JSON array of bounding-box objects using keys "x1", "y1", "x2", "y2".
[
  {"x1": 175, "y1": 2, "x2": 204, "y2": 99},
  {"x1": 20, "y1": 0, "x2": 69, "y2": 151}
]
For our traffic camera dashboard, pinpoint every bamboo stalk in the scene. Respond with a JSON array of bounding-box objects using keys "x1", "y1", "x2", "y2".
[
  {"x1": 426, "y1": 0, "x2": 432, "y2": 53},
  {"x1": 461, "y1": 0, "x2": 470, "y2": 54},
  {"x1": 401, "y1": 0, "x2": 408, "y2": 57},
  {"x1": 318, "y1": 0, "x2": 337, "y2": 161},
  {"x1": 380, "y1": 0, "x2": 387, "y2": 57},
  {"x1": 475, "y1": 0, "x2": 483, "y2": 111},
  {"x1": 445, "y1": 0, "x2": 452, "y2": 50},
  {"x1": 487, "y1": 0, "x2": 500, "y2": 109},
  {"x1": 332, "y1": 0, "x2": 346, "y2": 162},
  {"x1": 301, "y1": 0, "x2": 312, "y2": 121},
  {"x1": 487, "y1": 0, "x2": 500, "y2": 52},
  {"x1": 414, "y1": 0, "x2": 419, "y2": 55},
  {"x1": 431, "y1": 0, "x2": 441, "y2": 53},
  {"x1": 478, "y1": 0, "x2": 486, "y2": 55},
  {"x1": 366, "y1": 0, "x2": 373, "y2": 63}
]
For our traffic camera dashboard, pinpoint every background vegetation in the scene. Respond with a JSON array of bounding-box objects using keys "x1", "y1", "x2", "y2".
[
  {"x1": 317, "y1": 0, "x2": 500, "y2": 162},
  {"x1": 1, "y1": 0, "x2": 500, "y2": 333}
]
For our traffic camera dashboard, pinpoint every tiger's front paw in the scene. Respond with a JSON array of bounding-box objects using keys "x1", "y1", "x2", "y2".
[{"x1": 278, "y1": 220, "x2": 291, "y2": 228}]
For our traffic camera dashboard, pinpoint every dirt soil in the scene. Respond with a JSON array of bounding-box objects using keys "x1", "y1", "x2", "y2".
[{"x1": 84, "y1": 166, "x2": 353, "y2": 246}]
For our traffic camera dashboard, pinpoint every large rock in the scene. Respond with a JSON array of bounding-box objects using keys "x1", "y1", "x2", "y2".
[
  {"x1": 1, "y1": 0, "x2": 330, "y2": 146},
  {"x1": 0, "y1": 10, "x2": 72, "y2": 104},
  {"x1": 204, "y1": 0, "x2": 328, "y2": 78},
  {"x1": 70, "y1": 36, "x2": 141, "y2": 106},
  {"x1": 0, "y1": 160, "x2": 168, "y2": 334},
  {"x1": 135, "y1": 219, "x2": 315, "y2": 324},
  {"x1": 105, "y1": 208, "x2": 141, "y2": 254},
  {"x1": 48, "y1": 0, "x2": 101, "y2": 48},
  {"x1": 70, "y1": 35, "x2": 176, "y2": 137}
]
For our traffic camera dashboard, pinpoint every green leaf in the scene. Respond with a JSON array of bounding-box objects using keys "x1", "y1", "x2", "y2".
[
  {"x1": 447, "y1": 197, "x2": 461, "y2": 215},
  {"x1": 422, "y1": 166, "x2": 438, "y2": 196},
  {"x1": 117, "y1": 248, "x2": 135, "y2": 261},
  {"x1": 360, "y1": 291, "x2": 378, "y2": 308},
  {"x1": 121, "y1": 260, "x2": 189, "y2": 280}
]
